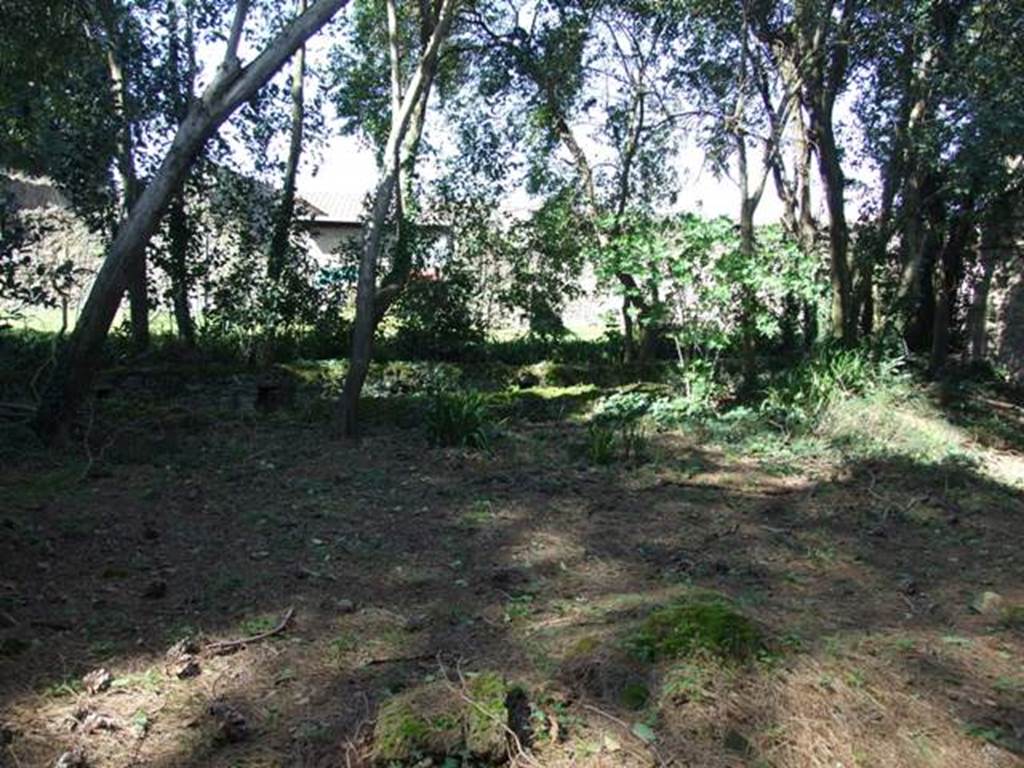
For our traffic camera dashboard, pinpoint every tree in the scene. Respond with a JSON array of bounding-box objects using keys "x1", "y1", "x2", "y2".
[
  {"x1": 333, "y1": 0, "x2": 460, "y2": 436},
  {"x1": 33, "y1": 0, "x2": 353, "y2": 443},
  {"x1": 854, "y1": 0, "x2": 1024, "y2": 368},
  {"x1": 461, "y1": 0, "x2": 685, "y2": 362},
  {"x1": 89, "y1": 0, "x2": 153, "y2": 350},
  {"x1": 268, "y1": 0, "x2": 310, "y2": 284},
  {"x1": 675, "y1": 0, "x2": 804, "y2": 367},
  {"x1": 759, "y1": 0, "x2": 860, "y2": 344}
]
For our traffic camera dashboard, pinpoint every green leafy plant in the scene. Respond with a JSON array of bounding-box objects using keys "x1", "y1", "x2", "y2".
[
  {"x1": 759, "y1": 346, "x2": 905, "y2": 432},
  {"x1": 592, "y1": 391, "x2": 653, "y2": 423},
  {"x1": 425, "y1": 390, "x2": 493, "y2": 449},
  {"x1": 619, "y1": 421, "x2": 649, "y2": 464},
  {"x1": 585, "y1": 423, "x2": 617, "y2": 465}
]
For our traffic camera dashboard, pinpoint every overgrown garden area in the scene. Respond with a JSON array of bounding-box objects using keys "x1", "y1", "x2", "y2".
[{"x1": 2, "y1": 0, "x2": 1024, "y2": 766}]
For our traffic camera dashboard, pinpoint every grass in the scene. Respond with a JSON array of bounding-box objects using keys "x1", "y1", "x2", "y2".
[
  {"x1": 326, "y1": 632, "x2": 358, "y2": 664},
  {"x1": 999, "y1": 604, "x2": 1024, "y2": 631},
  {"x1": 660, "y1": 659, "x2": 718, "y2": 704},
  {"x1": 111, "y1": 667, "x2": 164, "y2": 693},
  {"x1": 460, "y1": 498, "x2": 496, "y2": 526},
  {"x1": 238, "y1": 615, "x2": 279, "y2": 636}
]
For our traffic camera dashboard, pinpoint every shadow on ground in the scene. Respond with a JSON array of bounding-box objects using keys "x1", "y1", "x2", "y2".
[{"x1": 1, "y1": 380, "x2": 1023, "y2": 767}]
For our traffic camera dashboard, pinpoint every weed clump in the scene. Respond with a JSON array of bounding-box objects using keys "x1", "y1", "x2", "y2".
[
  {"x1": 630, "y1": 594, "x2": 761, "y2": 662},
  {"x1": 585, "y1": 423, "x2": 618, "y2": 465},
  {"x1": 759, "y1": 346, "x2": 905, "y2": 432},
  {"x1": 1000, "y1": 604, "x2": 1024, "y2": 631},
  {"x1": 372, "y1": 672, "x2": 511, "y2": 764},
  {"x1": 424, "y1": 390, "x2": 493, "y2": 449},
  {"x1": 584, "y1": 419, "x2": 649, "y2": 465}
]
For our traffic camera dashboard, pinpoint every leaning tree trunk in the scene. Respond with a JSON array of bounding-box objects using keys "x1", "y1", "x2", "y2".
[
  {"x1": 104, "y1": 36, "x2": 149, "y2": 351},
  {"x1": 33, "y1": 0, "x2": 351, "y2": 444},
  {"x1": 335, "y1": 0, "x2": 457, "y2": 437}
]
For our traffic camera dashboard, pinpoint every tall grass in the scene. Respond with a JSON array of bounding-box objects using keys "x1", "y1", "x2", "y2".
[
  {"x1": 759, "y1": 346, "x2": 907, "y2": 432},
  {"x1": 424, "y1": 390, "x2": 494, "y2": 449}
]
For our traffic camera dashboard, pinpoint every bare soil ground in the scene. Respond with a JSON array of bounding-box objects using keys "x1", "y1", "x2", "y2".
[{"x1": 1, "y1": 376, "x2": 1023, "y2": 767}]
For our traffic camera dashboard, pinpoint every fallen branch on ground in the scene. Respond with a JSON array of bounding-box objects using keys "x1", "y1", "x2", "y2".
[{"x1": 206, "y1": 606, "x2": 295, "y2": 655}]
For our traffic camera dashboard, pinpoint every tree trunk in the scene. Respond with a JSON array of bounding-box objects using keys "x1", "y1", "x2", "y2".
[
  {"x1": 267, "y1": 0, "x2": 307, "y2": 282},
  {"x1": 335, "y1": 0, "x2": 457, "y2": 437},
  {"x1": 738, "y1": 195, "x2": 758, "y2": 386},
  {"x1": 33, "y1": 0, "x2": 351, "y2": 443},
  {"x1": 929, "y1": 202, "x2": 974, "y2": 374},
  {"x1": 373, "y1": 91, "x2": 431, "y2": 322},
  {"x1": 167, "y1": 192, "x2": 196, "y2": 345},
  {"x1": 809, "y1": 109, "x2": 854, "y2": 345},
  {"x1": 966, "y1": 198, "x2": 1011, "y2": 362},
  {"x1": 621, "y1": 295, "x2": 636, "y2": 364},
  {"x1": 901, "y1": 172, "x2": 943, "y2": 352},
  {"x1": 104, "y1": 33, "x2": 149, "y2": 351},
  {"x1": 803, "y1": 300, "x2": 818, "y2": 348}
]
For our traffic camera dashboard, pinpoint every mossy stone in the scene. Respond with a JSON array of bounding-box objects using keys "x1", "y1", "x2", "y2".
[
  {"x1": 631, "y1": 594, "x2": 761, "y2": 662},
  {"x1": 373, "y1": 672, "x2": 509, "y2": 764}
]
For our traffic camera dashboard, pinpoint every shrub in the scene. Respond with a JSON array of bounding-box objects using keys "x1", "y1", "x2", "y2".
[
  {"x1": 592, "y1": 390, "x2": 653, "y2": 423},
  {"x1": 425, "y1": 390, "x2": 493, "y2": 449},
  {"x1": 583, "y1": 419, "x2": 648, "y2": 465},
  {"x1": 672, "y1": 359, "x2": 725, "y2": 418},
  {"x1": 619, "y1": 421, "x2": 649, "y2": 463},
  {"x1": 391, "y1": 269, "x2": 486, "y2": 361}
]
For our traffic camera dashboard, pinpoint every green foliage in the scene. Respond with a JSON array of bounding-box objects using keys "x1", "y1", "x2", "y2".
[
  {"x1": 643, "y1": 361, "x2": 727, "y2": 423},
  {"x1": 392, "y1": 269, "x2": 486, "y2": 361},
  {"x1": 425, "y1": 390, "x2": 493, "y2": 449},
  {"x1": 586, "y1": 391, "x2": 651, "y2": 464},
  {"x1": 497, "y1": 191, "x2": 587, "y2": 337},
  {"x1": 759, "y1": 347, "x2": 906, "y2": 432},
  {"x1": 666, "y1": 216, "x2": 821, "y2": 354},
  {"x1": 592, "y1": 391, "x2": 652, "y2": 424},
  {"x1": 585, "y1": 423, "x2": 618, "y2": 465},
  {"x1": 630, "y1": 594, "x2": 762, "y2": 662},
  {"x1": 0, "y1": 182, "x2": 94, "y2": 322}
]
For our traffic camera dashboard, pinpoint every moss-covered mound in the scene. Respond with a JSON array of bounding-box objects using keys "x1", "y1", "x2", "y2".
[
  {"x1": 373, "y1": 672, "x2": 511, "y2": 764},
  {"x1": 630, "y1": 594, "x2": 762, "y2": 662}
]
